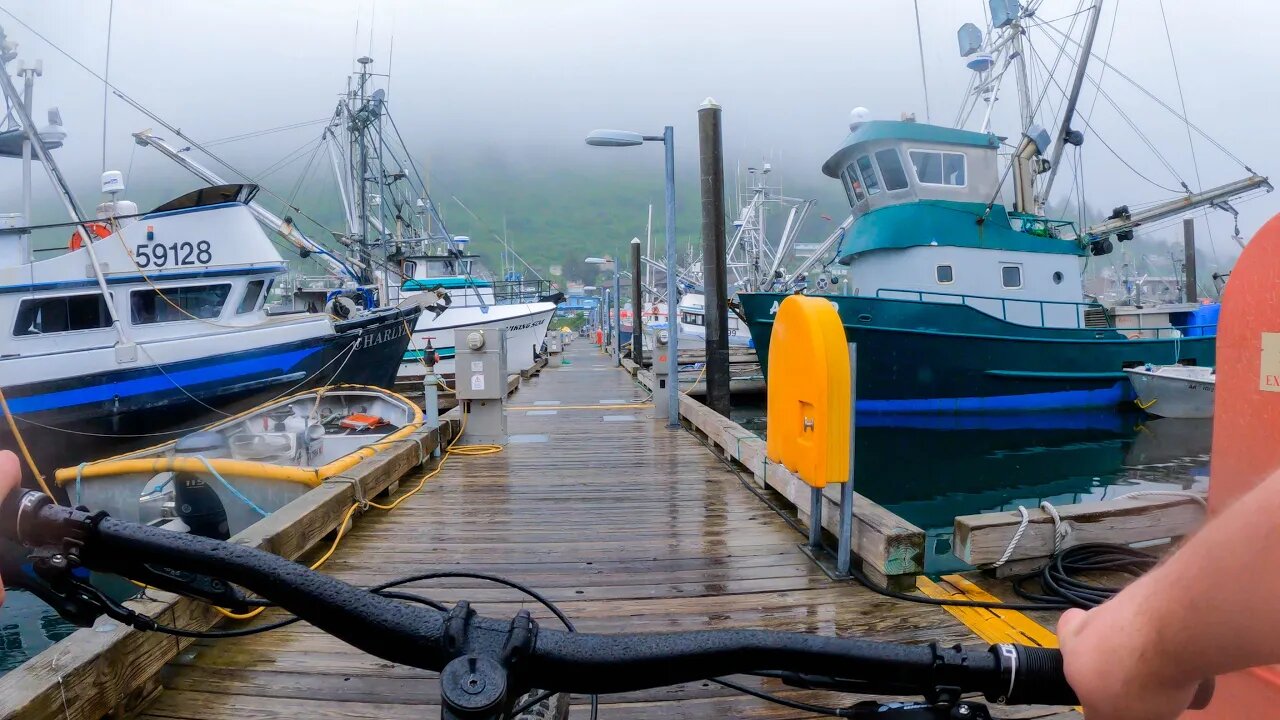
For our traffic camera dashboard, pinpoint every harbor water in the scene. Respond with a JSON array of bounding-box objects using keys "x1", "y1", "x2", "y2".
[{"x1": 731, "y1": 404, "x2": 1211, "y2": 573}]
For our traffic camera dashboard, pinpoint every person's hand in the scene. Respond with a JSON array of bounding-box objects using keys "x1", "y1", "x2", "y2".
[
  {"x1": 0, "y1": 450, "x2": 20, "y2": 608},
  {"x1": 1058, "y1": 603, "x2": 1199, "y2": 720}
]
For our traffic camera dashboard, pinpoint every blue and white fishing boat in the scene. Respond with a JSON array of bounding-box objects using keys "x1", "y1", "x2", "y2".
[
  {"x1": 0, "y1": 41, "x2": 417, "y2": 490},
  {"x1": 739, "y1": 1, "x2": 1269, "y2": 412}
]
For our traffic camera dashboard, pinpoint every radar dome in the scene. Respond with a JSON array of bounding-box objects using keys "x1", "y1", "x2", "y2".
[{"x1": 849, "y1": 107, "x2": 872, "y2": 130}]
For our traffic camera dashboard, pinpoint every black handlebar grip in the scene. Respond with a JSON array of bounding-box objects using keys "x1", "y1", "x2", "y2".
[{"x1": 992, "y1": 644, "x2": 1079, "y2": 707}]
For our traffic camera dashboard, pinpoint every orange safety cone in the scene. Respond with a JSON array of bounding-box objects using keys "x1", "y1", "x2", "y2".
[{"x1": 1186, "y1": 213, "x2": 1280, "y2": 718}]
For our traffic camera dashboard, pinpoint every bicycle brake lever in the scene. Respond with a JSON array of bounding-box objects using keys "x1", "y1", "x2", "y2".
[
  {"x1": 1, "y1": 537, "x2": 107, "y2": 627},
  {"x1": 114, "y1": 561, "x2": 256, "y2": 612}
]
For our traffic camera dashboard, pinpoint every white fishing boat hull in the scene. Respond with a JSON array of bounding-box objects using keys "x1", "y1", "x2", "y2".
[
  {"x1": 1124, "y1": 365, "x2": 1216, "y2": 419},
  {"x1": 397, "y1": 301, "x2": 557, "y2": 379}
]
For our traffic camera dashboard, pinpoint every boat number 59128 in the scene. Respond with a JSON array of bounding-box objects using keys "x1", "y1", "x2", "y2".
[{"x1": 135, "y1": 241, "x2": 213, "y2": 268}]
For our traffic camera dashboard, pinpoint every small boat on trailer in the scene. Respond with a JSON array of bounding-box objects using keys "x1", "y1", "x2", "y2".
[
  {"x1": 1125, "y1": 365, "x2": 1216, "y2": 419},
  {"x1": 53, "y1": 386, "x2": 421, "y2": 538}
]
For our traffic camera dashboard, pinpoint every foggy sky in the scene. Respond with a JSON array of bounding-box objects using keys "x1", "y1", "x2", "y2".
[{"x1": 1, "y1": 0, "x2": 1275, "y2": 267}]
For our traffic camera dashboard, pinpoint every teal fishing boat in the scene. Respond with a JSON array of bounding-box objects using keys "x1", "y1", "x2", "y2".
[{"x1": 740, "y1": 1, "x2": 1268, "y2": 412}]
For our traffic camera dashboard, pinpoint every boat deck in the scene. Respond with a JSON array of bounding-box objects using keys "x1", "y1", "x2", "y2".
[{"x1": 137, "y1": 343, "x2": 1080, "y2": 719}]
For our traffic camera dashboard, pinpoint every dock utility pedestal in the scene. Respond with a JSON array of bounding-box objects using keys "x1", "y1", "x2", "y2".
[{"x1": 454, "y1": 327, "x2": 508, "y2": 446}]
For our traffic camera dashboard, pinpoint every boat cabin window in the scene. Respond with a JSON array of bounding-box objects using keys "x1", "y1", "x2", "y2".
[
  {"x1": 855, "y1": 155, "x2": 881, "y2": 196},
  {"x1": 13, "y1": 293, "x2": 113, "y2": 336},
  {"x1": 935, "y1": 265, "x2": 954, "y2": 284},
  {"x1": 1001, "y1": 264, "x2": 1023, "y2": 289},
  {"x1": 402, "y1": 260, "x2": 418, "y2": 279},
  {"x1": 842, "y1": 166, "x2": 866, "y2": 203},
  {"x1": 874, "y1": 149, "x2": 910, "y2": 191},
  {"x1": 909, "y1": 150, "x2": 967, "y2": 187},
  {"x1": 236, "y1": 279, "x2": 266, "y2": 314},
  {"x1": 131, "y1": 283, "x2": 232, "y2": 324},
  {"x1": 681, "y1": 311, "x2": 705, "y2": 326}
]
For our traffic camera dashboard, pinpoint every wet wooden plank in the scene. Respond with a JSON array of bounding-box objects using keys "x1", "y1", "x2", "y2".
[
  {"x1": 106, "y1": 344, "x2": 1072, "y2": 719},
  {"x1": 0, "y1": 421, "x2": 455, "y2": 720},
  {"x1": 954, "y1": 493, "x2": 1206, "y2": 567}
]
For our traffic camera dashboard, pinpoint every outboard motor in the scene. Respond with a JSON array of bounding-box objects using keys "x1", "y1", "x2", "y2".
[{"x1": 172, "y1": 431, "x2": 231, "y2": 540}]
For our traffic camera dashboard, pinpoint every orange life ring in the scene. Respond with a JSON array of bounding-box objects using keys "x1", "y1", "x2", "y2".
[{"x1": 69, "y1": 222, "x2": 112, "y2": 250}]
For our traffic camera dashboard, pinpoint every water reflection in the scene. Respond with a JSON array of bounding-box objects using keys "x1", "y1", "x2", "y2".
[{"x1": 733, "y1": 406, "x2": 1211, "y2": 572}]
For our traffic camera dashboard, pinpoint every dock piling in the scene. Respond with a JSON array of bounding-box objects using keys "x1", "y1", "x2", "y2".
[
  {"x1": 630, "y1": 238, "x2": 643, "y2": 368},
  {"x1": 1183, "y1": 217, "x2": 1198, "y2": 303},
  {"x1": 698, "y1": 98, "x2": 731, "y2": 417}
]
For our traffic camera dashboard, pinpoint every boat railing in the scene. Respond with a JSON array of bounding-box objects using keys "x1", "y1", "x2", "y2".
[{"x1": 873, "y1": 288, "x2": 1215, "y2": 338}]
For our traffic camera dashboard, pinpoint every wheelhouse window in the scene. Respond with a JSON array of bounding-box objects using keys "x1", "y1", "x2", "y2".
[
  {"x1": 874, "y1": 149, "x2": 910, "y2": 191},
  {"x1": 935, "y1": 265, "x2": 954, "y2": 284},
  {"x1": 681, "y1": 312, "x2": 705, "y2": 326},
  {"x1": 402, "y1": 260, "x2": 418, "y2": 279},
  {"x1": 840, "y1": 170, "x2": 857, "y2": 206},
  {"x1": 14, "y1": 293, "x2": 113, "y2": 336},
  {"x1": 842, "y1": 165, "x2": 866, "y2": 202},
  {"x1": 855, "y1": 155, "x2": 881, "y2": 195},
  {"x1": 236, "y1": 279, "x2": 266, "y2": 314},
  {"x1": 131, "y1": 284, "x2": 232, "y2": 324},
  {"x1": 1001, "y1": 265, "x2": 1023, "y2": 289},
  {"x1": 909, "y1": 150, "x2": 967, "y2": 186}
]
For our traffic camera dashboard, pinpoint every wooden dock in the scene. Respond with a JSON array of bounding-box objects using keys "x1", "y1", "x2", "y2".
[{"x1": 5, "y1": 342, "x2": 1080, "y2": 719}]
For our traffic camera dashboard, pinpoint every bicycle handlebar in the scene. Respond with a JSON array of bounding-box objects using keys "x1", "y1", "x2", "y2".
[{"x1": 0, "y1": 491, "x2": 1090, "y2": 715}]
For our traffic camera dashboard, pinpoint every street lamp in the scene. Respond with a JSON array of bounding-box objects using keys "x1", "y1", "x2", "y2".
[{"x1": 586, "y1": 126, "x2": 679, "y2": 430}]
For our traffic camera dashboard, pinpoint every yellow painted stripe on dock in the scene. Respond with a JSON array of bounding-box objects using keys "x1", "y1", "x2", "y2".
[{"x1": 916, "y1": 575, "x2": 1059, "y2": 648}]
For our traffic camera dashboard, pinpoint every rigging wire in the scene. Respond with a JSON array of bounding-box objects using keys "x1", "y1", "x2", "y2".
[
  {"x1": 201, "y1": 118, "x2": 330, "y2": 148},
  {"x1": 1029, "y1": 31, "x2": 1186, "y2": 189},
  {"x1": 1026, "y1": 41, "x2": 1183, "y2": 194},
  {"x1": 1157, "y1": 0, "x2": 1221, "y2": 268},
  {"x1": 100, "y1": 0, "x2": 114, "y2": 175},
  {"x1": 911, "y1": 0, "x2": 931, "y2": 123},
  {"x1": 1034, "y1": 18, "x2": 1255, "y2": 173}
]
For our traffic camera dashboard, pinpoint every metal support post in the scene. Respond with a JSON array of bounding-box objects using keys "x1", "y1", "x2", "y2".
[
  {"x1": 808, "y1": 486, "x2": 823, "y2": 550},
  {"x1": 613, "y1": 273, "x2": 622, "y2": 365},
  {"x1": 662, "y1": 125, "x2": 680, "y2": 429},
  {"x1": 836, "y1": 343, "x2": 857, "y2": 576}
]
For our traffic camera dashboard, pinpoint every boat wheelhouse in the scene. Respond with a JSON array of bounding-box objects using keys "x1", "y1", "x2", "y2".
[{"x1": 738, "y1": 118, "x2": 1216, "y2": 411}]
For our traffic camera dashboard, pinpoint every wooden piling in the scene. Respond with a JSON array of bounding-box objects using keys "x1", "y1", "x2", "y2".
[
  {"x1": 698, "y1": 98, "x2": 731, "y2": 416},
  {"x1": 630, "y1": 237, "x2": 643, "y2": 368}
]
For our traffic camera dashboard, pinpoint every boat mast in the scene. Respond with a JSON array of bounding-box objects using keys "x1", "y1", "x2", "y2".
[
  {"x1": 1037, "y1": 0, "x2": 1104, "y2": 212},
  {"x1": 354, "y1": 56, "x2": 373, "y2": 284}
]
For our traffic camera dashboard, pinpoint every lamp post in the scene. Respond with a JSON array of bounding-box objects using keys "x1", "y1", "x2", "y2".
[{"x1": 586, "y1": 127, "x2": 679, "y2": 429}]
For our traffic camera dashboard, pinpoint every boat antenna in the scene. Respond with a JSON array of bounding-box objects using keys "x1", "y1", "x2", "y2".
[
  {"x1": 100, "y1": 0, "x2": 113, "y2": 174},
  {"x1": 911, "y1": 0, "x2": 931, "y2": 123}
]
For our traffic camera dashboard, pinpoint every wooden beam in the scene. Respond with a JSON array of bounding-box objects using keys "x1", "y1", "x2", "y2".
[
  {"x1": 676, "y1": 393, "x2": 924, "y2": 577},
  {"x1": 953, "y1": 493, "x2": 1207, "y2": 567},
  {"x1": 0, "y1": 416, "x2": 459, "y2": 720}
]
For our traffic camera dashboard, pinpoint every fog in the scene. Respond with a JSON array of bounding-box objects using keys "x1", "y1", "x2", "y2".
[{"x1": 1, "y1": 0, "x2": 1276, "y2": 271}]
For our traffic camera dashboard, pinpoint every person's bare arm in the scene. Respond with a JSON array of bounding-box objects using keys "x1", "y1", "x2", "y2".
[
  {"x1": 0, "y1": 450, "x2": 20, "y2": 608},
  {"x1": 1059, "y1": 470, "x2": 1280, "y2": 720}
]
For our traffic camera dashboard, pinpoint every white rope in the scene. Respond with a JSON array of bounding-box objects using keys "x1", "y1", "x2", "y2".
[
  {"x1": 991, "y1": 505, "x2": 1031, "y2": 568},
  {"x1": 989, "y1": 500, "x2": 1073, "y2": 568},
  {"x1": 988, "y1": 491, "x2": 1206, "y2": 569},
  {"x1": 1115, "y1": 489, "x2": 1207, "y2": 508}
]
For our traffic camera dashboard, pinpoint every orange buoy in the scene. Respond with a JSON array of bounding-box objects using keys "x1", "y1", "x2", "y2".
[
  {"x1": 68, "y1": 222, "x2": 111, "y2": 250},
  {"x1": 1186, "y1": 212, "x2": 1280, "y2": 718}
]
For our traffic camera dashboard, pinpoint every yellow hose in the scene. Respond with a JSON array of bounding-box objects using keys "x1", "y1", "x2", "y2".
[
  {"x1": 0, "y1": 385, "x2": 57, "y2": 501},
  {"x1": 218, "y1": 403, "x2": 499, "y2": 620}
]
